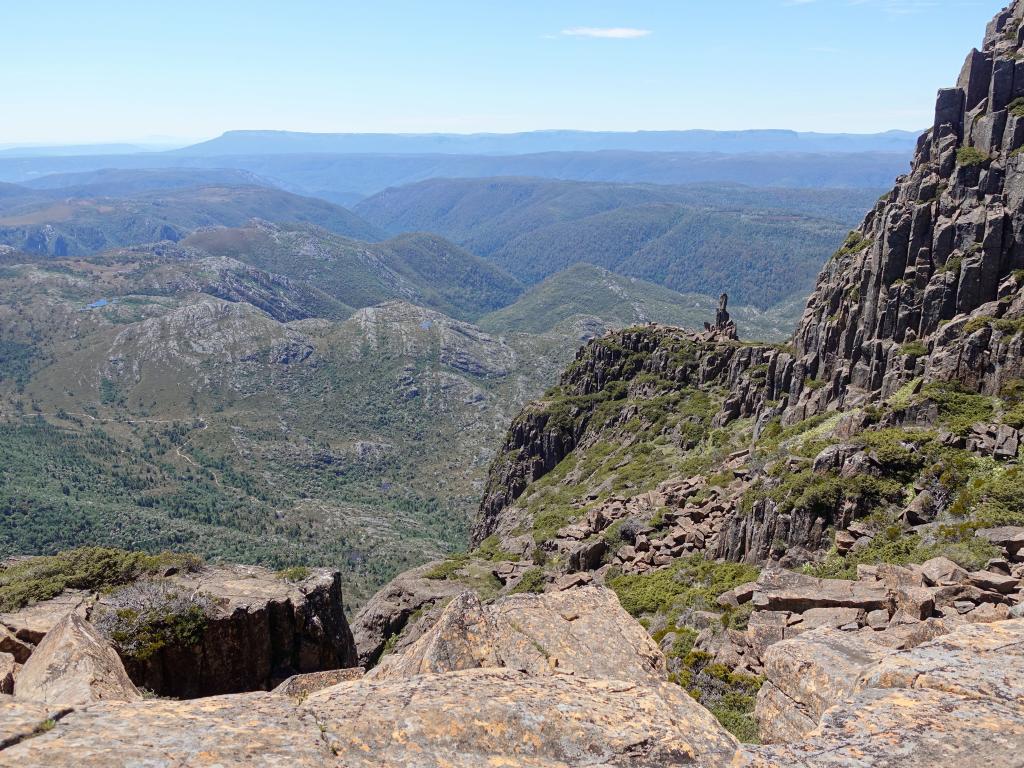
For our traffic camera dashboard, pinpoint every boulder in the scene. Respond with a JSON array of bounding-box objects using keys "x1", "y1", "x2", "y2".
[
  {"x1": 968, "y1": 569, "x2": 1020, "y2": 594},
  {"x1": 787, "y1": 607, "x2": 863, "y2": 634},
  {"x1": 367, "y1": 592, "x2": 502, "y2": 679},
  {"x1": 742, "y1": 688, "x2": 1024, "y2": 768},
  {"x1": 859, "y1": 618, "x2": 1024, "y2": 704},
  {"x1": 271, "y1": 668, "x2": 365, "y2": 698},
  {"x1": 349, "y1": 561, "x2": 466, "y2": 667},
  {"x1": 307, "y1": 668, "x2": 740, "y2": 768},
  {"x1": 744, "y1": 618, "x2": 1024, "y2": 766},
  {"x1": 566, "y1": 539, "x2": 607, "y2": 572},
  {"x1": 977, "y1": 526, "x2": 1024, "y2": 558},
  {"x1": 751, "y1": 569, "x2": 889, "y2": 613},
  {"x1": 14, "y1": 613, "x2": 140, "y2": 707},
  {"x1": 754, "y1": 626, "x2": 894, "y2": 743},
  {"x1": 920, "y1": 556, "x2": 969, "y2": 586},
  {"x1": 0, "y1": 592, "x2": 90, "y2": 646},
  {"x1": 369, "y1": 587, "x2": 666, "y2": 684}
]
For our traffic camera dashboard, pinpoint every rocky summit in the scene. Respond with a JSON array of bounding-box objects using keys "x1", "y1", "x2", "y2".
[{"x1": 5, "y1": 2, "x2": 1024, "y2": 767}]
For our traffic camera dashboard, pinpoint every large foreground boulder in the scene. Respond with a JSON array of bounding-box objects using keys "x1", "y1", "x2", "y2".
[
  {"x1": 741, "y1": 688, "x2": 1024, "y2": 768},
  {"x1": 0, "y1": 672, "x2": 740, "y2": 767},
  {"x1": 307, "y1": 668, "x2": 739, "y2": 768},
  {"x1": 14, "y1": 614, "x2": 139, "y2": 707},
  {"x1": 369, "y1": 587, "x2": 665, "y2": 683},
  {"x1": 0, "y1": 692, "x2": 328, "y2": 767},
  {"x1": 754, "y1": 627, "x2": 894, "y2": 743},
  {"x1": 743, "y1": 618, "x2": 1024, "y2": 767}
]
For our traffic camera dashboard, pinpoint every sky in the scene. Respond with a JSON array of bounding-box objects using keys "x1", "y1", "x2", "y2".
[{"x1": 0, "y1": 0, "x2": 1000, "y2": 145}]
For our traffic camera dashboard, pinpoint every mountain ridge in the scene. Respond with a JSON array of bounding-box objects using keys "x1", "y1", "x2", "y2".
[{"x1": 175, "y1": 128, "x2": 922, "y2": 157}]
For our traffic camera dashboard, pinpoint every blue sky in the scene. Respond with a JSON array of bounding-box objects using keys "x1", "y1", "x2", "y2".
[{"x1": 0, "y1": 0, "x2": 998, "y2": 144}]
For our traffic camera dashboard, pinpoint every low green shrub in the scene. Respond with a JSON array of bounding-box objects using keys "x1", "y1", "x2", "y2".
[
  {"x1": 917, "y1": 382, "x2": 994, "y2": 435},
  {"x1": 423, "y1": 554, "x2": 470, "y2": 580},
  {"x1": 608, "y1": 556, "x2": 759, "y2": 618},
  {"x1": 957, "y1": 146, "x2": 990, "y2": 167},
  {"x1": 899, "y1": 341, "x2": 927, "y2": 358},
  {"x1": 0, "y1": 548, "x2": 203, "y2": 613},
  {"x1": 474, "y1": 535, "x2": 519, "y2": 563},
  {"x1": 510, "y1": 567, "x2": 546, "y2": 594},
  {"x1": 831, "y1": 231, "x2": 872, "y2": 261},
  {"x1": 276, "y1": 566, "x2": 310, "y2": 582},
  {"x1": 93, "y1": 580, "x2": 214, "y2": 661}
]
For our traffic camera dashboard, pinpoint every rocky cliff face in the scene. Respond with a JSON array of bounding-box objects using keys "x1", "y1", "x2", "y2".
[
  {"x1": 0, "y1": 564, "x2": 357, "y2": 699},
  {"x1": 737, "y1": 0, "x2": 1024, "y2": 424}
]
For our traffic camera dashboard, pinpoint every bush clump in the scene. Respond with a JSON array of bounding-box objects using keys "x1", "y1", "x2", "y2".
[
  {"x1": 509, "y1": 567, "x2": 547, "y2": 594},
  {"x1": 957, "y1": 146, "x2": 990, "y2": 167},
  {"x1": 276, "y1": 566, "x2": 311, "y2": 582},
  {"x1": 92, "y1": 580, "x2": 215, "y2": 661},
  {"x1": 831, "y1": 231, "x2": 872, "y2": 261},
  {"x1": 607, "y1": 556, "x2": 759, "y2": 618},
  {"x1": 423, "y1": 554, "x2": 470, "y2": 580},
  {"x1": 917, "y1": 382, "x2": 994, "y2": 435},
  {"x1": 0, "y1": 547, "x2": 203, "y2": 613}
]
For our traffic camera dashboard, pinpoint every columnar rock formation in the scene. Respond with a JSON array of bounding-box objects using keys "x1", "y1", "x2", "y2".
[{"x1": 725, "y1": 0, "x2": 1024, "y2": 425}]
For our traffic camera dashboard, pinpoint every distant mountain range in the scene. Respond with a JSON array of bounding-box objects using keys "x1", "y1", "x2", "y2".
[{"x1": 173, "y1": 129, "x2": 921, "y2": 157}]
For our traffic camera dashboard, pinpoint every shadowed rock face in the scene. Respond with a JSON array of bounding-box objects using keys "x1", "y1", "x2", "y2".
[
  {"x1": 110, "y1": 566, "x2": 357, "y2": 698},
  {"x1": 14, "y1": 614, "x2": 139, "y2": 707},
  {"x1": 0, "y1": 565, "x2": 357, "y2": 700}
]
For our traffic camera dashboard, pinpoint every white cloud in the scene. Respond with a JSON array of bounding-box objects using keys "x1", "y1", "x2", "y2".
[{"x1": 560, "y1": 27, "x2": 652, "y2": 39}]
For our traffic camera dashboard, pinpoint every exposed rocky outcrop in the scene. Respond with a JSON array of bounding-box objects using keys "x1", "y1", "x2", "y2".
[
  {"x1": 14, "y1": 614, "x2": 139, "y2": 707},
  {"x1": 349, "y1": 561, "x2": 468, "y2": 667},
  {"x1": 741, "y1": 618, "x2": 1024, "y2": 767},
  {"x1": 1, "y1": 565, "x2": 357, "y2": 699},
  {"x1": 108, "y1": 565, "x2": 356, "y2": 698},
  {"x1": 0, "y1": 585, "x2": 741, "y2": 767},
  {"x1": 369, "y1": 587, "x2": 665, "y2": 683}
]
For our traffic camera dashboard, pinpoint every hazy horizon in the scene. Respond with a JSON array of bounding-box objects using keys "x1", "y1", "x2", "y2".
[{"x1": 2, "y1": 0, "x2": 997, "y2": 145}]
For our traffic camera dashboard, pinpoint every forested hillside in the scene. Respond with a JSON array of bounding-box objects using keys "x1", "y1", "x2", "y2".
[{"x1": 358, "y1": 178, "x2": 877, "y2": 307}]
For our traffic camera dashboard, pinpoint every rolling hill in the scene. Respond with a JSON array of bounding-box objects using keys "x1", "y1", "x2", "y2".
[
  {"x1": 356, "y1": 177, "x2": 873, "y2": 307},
  {"x1": 20, "y1": 167, "x2": 272, "y2": 196},
  {"x1": 0, "y1": 184, "x2": 383, "y2": 256},
  {"x1": 183, "y1": 223, "x2": 522, "y2": 322},
  {"x1": 478, "y1": 264, "x2": 800, "y2": 342},
  {"x1": 0, "y1": 150, "x2": 910, "y2": 203}
]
